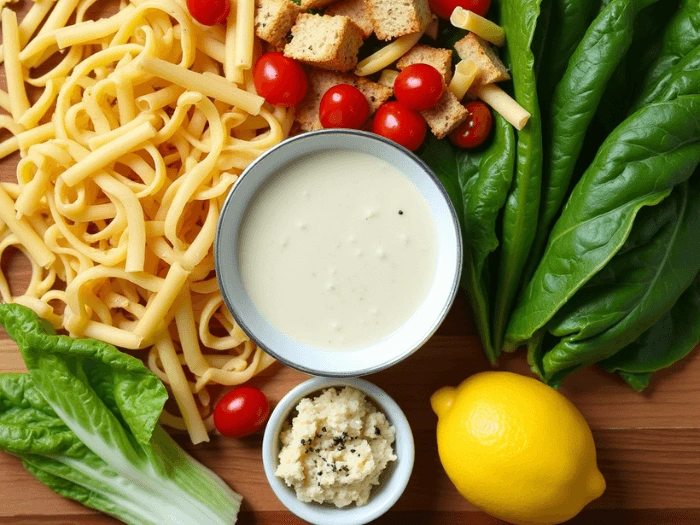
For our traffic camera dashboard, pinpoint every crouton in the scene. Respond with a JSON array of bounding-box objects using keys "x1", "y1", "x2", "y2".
[
  {"x1": 254, "y1": 0, "x2": 301, "y2": 49},
  {"x1": 421, "y1": 90, "x2": 468, "y2": 139},
  {"x1": 284, "y1": 14, "x2": 364, "y2": 72},
  {"x1": 366, "y1": 0, "x2": 432, "y2": 40},
  {"x1": 325, "y1": 0, "x2": 373, "y2": 38},
  {"x1": 396, "y1": 45, "x2": 453, "y2": 84},
  {"x1": 454, "y1": 33, "x2": 510, "y2": 85},
  {"x1": 299, "y1": 0, "x2": 338, "y2": 9},
  {"x1": 296, "y1": 69, "x2": 392, "y2": 131}
]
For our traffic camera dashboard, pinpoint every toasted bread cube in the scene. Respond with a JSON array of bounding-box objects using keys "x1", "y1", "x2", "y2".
[
  {"x1": 296, "y1": 69, "x2": 392, "y2": 131},
  {"x1": 396, "y1": 45, "x2": 453, "y2": 84},
  {"x1": 454, "y1": 33, "x2": 510, "y2": 85},
  {"x1": 299, "y1": 0, "x2": 338, "y2": 8},
  {"x1": 421, "y1": 90, "x2": 468, "y2": 139},
  {"x1": 284, "y1": 14, "x2": 364, "y2": 72},
  {"x1": 366, "y1": 0, "x2": 432, "y2": 40},
  {"x1": 254, "y1": 0, "x2": 302, "y2": 49},
  {"x1": 325, "y1": 0, "x2": 373, "y2": 38}
]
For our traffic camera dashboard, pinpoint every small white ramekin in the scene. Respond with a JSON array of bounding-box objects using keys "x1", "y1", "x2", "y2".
[
  {"x1": 215, "y1": 129, "x2": 462, "y2": 377},
  {"x1": 262, "y1": 377, "x2": 415, "y2": 525}
]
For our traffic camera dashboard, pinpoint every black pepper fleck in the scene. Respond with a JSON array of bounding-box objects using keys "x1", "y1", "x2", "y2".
[
  {"x1": 301, "y1": 439, "x2": 306, "y2": 445},
  {"x1": 398, "y1": 210, "x2": 404, "y2": 215},
  {"x1": 322, "y1": 427, "x2": 327, "y2": 432},
  {"x1": 375, "y1": 427, "x2": 381, "y2": 436},
  {"x1": 350, "y1": 449, "x2": 356, "y2": 453}
]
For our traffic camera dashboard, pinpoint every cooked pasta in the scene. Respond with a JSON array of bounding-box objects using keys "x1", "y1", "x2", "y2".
[{"x1": 0, "y1": 0, "x2": 285, "y2": 444}]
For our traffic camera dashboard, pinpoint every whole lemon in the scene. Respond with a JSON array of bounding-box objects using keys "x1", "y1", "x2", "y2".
[{"x1": 431, "y1": 371, "x2": 605, "y2": 525}]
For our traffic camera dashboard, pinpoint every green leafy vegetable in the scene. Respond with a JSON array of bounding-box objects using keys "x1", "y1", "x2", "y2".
[
  {"x1": 531, "y1": 179, "x2": 700, "y2": 385},
  {"x1": 491, "y1": 0, "x2": 544, "y2": 354},
  {"x1": 536, "y1": 0, "x2": 602, "y2": 106},
  {"x1": 601, "y1": 270, "x2": 700, "y2": 390},
  {"x1": 421, "y1": 115, "x2": 515, "y2": 363},
  {"x1": 633, "y1": 0, "x2": 700, "y2": 108},
  {"x1": 424, "y1": 0, "x2": 700, "y2": 387},
  {"x1": 590, "y1": 0, "x2": 682, "y2": 137},
  {"x1": 529, "y1": 0, "x2": 660, "y2": 273},
  {"x1": 0, "y1": 304, "x2": 242, "y2": 525},
  {"x1": 506, "y1": 95, "x2": 700, "y2": 350},
  {"x1": 634, "y1": 43, "x2": 700, "y2": 107}
]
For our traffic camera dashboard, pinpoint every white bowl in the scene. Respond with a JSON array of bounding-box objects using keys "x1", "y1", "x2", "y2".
[
  {"x1": 262, "y1": 377, "x2": 415, "y2": 525},
  {"x1": 215, "y1": 130, "x2": 462, "y2": 377}
]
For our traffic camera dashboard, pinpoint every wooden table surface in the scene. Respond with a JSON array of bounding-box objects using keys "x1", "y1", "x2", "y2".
[
  {"x1": 1, "y1": 1, "x2": 700, "y2": 523},
  {"x1": 1, "y1": 284, "x2": 700, "y2": 525}
]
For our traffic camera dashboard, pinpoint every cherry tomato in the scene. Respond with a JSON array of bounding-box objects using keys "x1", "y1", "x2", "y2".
[
  {"x1": 214, "y1": 386, "x2": 270, "y2": 438},
  {"x1": 319, "y1": 85, "x2": 370, "y2": 129},
  {"x1": 394, "y1": 64, "x2": 444, "y2": 111},
  {"x1": 187, "y1": 0, "x2": 230, "y2": 26},
  {"x1": 372, "y1": 101, "x2": 427, "y2": 152},
  {"x1": 449, "y1": 101, "x2": 493, "y2": 149},
  {"x1": 253, "y1": 52, "x2": 308, "y2": 107},
  {"x1": 429, "y1": 0, "x2": 491, "y2": 19}
]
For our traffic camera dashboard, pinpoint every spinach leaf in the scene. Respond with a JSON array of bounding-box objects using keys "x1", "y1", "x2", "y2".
[
  {"x1": 420, "y1": 114, "x2": 515, "y2": 363},
  {"x1": 536, "y1": 0, "x2": 602, "y2": 106},
  {"x1": 491, "y1": 0, "x2": 544, "y2": 354},
  {"x1": 635, "y1": 44, "x2": 700, "y2": 107},
  {"x1": 601, "y1": 271, "x2": 700, "y2": 389},
  {"x1": 529, "y1": 0, "x2": 660, "y2": 280},
  {"x1": 633, "y1": 0, "x2": 700, "y2": 109},
  {"x1": 591, "y1": 0, "x2": 681, "y2": 136},
  {"x1": 537, "y1": 179, "x2": 700, "y2": 386},
  {"x1": 506, "y1": 95, "x2": 700, "y2": 349}
]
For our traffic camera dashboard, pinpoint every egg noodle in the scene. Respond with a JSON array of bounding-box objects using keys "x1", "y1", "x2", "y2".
[{"x1": 0, "y1": 0, "x2": 292, "y2": 444}]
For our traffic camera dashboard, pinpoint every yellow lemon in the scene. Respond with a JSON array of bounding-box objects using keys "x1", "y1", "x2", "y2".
[{"x1": 431, "y1": 371, "x2": 605, "y2": 525}]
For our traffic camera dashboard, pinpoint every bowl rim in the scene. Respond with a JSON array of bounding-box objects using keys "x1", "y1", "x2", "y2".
[
  {"x1": 261, "y1": 377, "x2": 415, "y2": 525},
  {"x1": 215, "y1": 129, "x2": 463, "y2": 377}
]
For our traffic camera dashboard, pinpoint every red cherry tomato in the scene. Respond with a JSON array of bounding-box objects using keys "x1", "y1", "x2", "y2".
[
  {"x1": 319, "y1": 85, "x2": 370, "y2": 129},
  {"x1": 372, "y1": 102, "x2": 427, "y2": 152},
  {"x1": 214, "y1": 386, "x2": 270, "y2": 438},
  {"x1": 429, "y1": 0, "x2": 491, "y2": 19},
  {"x1": 449, "y1": 101, "x2": 493, "y2": 149},
  {"x1": 253, "y1": 52, "x2": 308, "y2": 107},
  {"x1": 186, "y1": 0, "x2": 230, "y2": 26},
  {"x1": 394, "y1": 64, "x2": 444, "y2": 111}
]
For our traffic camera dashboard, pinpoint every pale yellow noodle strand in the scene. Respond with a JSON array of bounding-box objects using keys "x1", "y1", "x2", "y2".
[
  {"x1": 60, "y1": 122, "x2": 157, "y2": 186},
  {"x1": 2, "y1": 9, "x2": 30, "y2": 121},
  {"x1": 92, "y1": 173, "x2": 146, "y2": 272},
  {"x1": 174, "y1": 288, "x2": 210, "y2": 376},
  {"x1": 25, "y1": 45, "x2": 84, "y2": 88},
  {"x1": 18, "y1": 79, "x2": 63, "y2": 130},
  {"x1": 155, "y1": 333, "x2": 209, "y2": 444},
  {"x1": 0, "y1": 186, "x2": 54, "y2": 268}
]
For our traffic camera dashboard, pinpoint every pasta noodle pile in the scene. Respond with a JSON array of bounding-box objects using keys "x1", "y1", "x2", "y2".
[{"x1": 0, "y1": 0, "x2": 292, "y2": 443}]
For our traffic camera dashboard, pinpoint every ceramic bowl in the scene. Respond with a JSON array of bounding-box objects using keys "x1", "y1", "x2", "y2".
[
  {"x1": 262, "y1": 377, "x2": 415, "y2": 525},
  {"x1": 215, "y1": 129, "x2": 462, "y2": 376}
]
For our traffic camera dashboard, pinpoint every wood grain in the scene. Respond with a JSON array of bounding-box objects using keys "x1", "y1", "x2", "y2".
[{"x1": 1, "y1": 1, "x2": 699, "y2": 523}]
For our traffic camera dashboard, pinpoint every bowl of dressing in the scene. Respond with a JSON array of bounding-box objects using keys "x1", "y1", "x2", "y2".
[{"x1": 215, "y1": 129, "x2": 462, "y2": 376}]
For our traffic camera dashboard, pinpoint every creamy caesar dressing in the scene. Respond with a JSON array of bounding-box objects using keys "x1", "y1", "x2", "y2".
[{"x1": 238, "y1": 150, "x2": 437, "y2": 350}]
